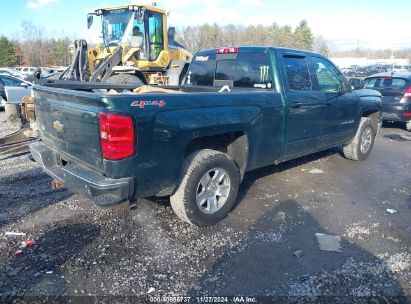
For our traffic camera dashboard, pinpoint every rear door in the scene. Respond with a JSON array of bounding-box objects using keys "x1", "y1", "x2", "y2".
[{"x1": 279, "y1": 52, "x2": 325, "y2": 159}]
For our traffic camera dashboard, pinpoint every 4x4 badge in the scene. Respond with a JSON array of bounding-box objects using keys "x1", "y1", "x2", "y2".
[{"x1": 131, "y1": 100, "x2": 166, "y2": 108}]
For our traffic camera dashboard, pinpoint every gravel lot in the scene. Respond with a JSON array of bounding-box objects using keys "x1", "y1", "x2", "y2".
[{"x1": 0, "y1": 111, "x2": 410, "y2": 303}]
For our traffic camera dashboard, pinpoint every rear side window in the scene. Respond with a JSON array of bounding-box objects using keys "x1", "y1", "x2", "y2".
[
  {"x1": 186, "y1": 53, "x2": 216, "y2": 86},
  {"x1": 284, "y1": 56, "x2": 312, "y2": 91},
  {"x1": 364, "y1": 77, "x2": 408, "y2": 91},
  {"x1": 215, "y1": 52, "x2": 273, "y2": 89}
]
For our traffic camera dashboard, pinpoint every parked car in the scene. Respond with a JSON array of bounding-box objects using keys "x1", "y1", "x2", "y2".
[
  {"x1": 0, "y1": 68, "x2": 25, "y2": 79},
  {"x1": 354, "y1": 67, "x2": 370, "y2": 78},
  {"x1": 29, "y1": 46, "x2": 382, "y2": 226},
  {"x1": 40, "y1": 68, "x2": 60, "y2": 79},
  {"x1": 390, "y1": 65, "x2": 409, "y2": 73},
  {"x1": 0, "y1": 68, "x2": 15, "y2": 76},
  {"x1": 15, "y1": 67, "x2": 37, "y2": 81},
  {"x1": 364, "y1": 72, "x2": 411, "y2": 131},
  {"x1": 0, "y1": 75, "x2": 33, "y2": 106}
]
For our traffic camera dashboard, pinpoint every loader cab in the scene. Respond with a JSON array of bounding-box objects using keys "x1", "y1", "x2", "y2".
[{"x1": 89, "y1": 5, "x2": 165, "y2": 61}]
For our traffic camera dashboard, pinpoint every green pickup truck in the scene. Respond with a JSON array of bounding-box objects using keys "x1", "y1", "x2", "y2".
[{"x1": 29, "y1": 46, "x2": 382, "y2": 226}]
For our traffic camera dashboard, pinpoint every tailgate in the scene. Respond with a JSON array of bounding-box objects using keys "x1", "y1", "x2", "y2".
[
  {"x1": 382, "y1": 94, "x2": 400, "y2": 104},
  {"x1": 34, "y1": 87, "x2": 104, "y2": 171}
]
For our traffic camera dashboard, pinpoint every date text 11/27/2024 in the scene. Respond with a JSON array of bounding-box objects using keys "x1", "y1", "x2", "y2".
[{"x1": 149, "y1": 296, "x2": 258, "y2": 303}]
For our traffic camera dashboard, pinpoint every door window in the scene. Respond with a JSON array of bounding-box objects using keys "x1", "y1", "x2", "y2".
[
  {"x1": 311, "y1": 57, "x2": 343, "y2": 92},
  {"x1": 147, "y1": 11, "x2": 164, "y2": 60},
  {"x1": 283, "y1": 56, "x2": 312, "y2": 91}
]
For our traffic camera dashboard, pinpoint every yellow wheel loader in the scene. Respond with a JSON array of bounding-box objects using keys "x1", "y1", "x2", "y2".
[{"x1": 58, "y1": 4, "x2": 192, "y2": 86}]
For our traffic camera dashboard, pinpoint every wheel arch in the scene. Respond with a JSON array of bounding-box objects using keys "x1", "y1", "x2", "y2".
[
  {"x1": 184, "y1": 132, "x2": 249, "y2": 181},
  {"x1": 361, "y1": 109, "x2": 381, "y2": 134}
]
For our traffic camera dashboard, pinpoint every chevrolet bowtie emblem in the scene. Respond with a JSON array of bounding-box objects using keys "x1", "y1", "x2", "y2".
[{"x1": 53, "y1": 120, "x2": 64, "y2": 133}]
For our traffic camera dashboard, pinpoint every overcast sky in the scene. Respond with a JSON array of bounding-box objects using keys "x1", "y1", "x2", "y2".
[{"x1": 1, "y1": 0, "x2": 410, "y2": 50}]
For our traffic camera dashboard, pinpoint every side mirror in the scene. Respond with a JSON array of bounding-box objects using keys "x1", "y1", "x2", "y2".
[
  {"x1": 87, "y1": 14, "x2": 93, "y2": 29},
  {"x1": 21, "y1": 82, "x2": 28, "y2": 88},
  {"x1": 349, "y1": 78, "x2": 364, "y2": 90}
]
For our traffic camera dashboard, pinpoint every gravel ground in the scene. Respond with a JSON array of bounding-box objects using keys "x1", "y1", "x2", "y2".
[{"x1": 0, "y1": 111, "x2": 410, "y2": 303}]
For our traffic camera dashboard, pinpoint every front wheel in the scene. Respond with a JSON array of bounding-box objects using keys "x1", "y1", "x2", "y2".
[
  {"x1": 343, "y1": 117, "x2": 376, "y2": 161},
  {"x1": 170, "y1": 149, "x2": 240, "y2": 226}
]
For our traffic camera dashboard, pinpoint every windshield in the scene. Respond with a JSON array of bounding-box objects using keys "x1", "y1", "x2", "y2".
[
  {"x1": 101, "y1": 9, "x2": 143, "y2": 47},
  {"x1": 100, "y1": 9, "x2": 164, "y2": 61}
]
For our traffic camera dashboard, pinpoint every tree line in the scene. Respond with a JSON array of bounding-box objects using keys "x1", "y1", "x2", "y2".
[
  {"x1": 176, "y1": 20, "x2": 324, "y2": 55},
  {"x1": 0, "y1": 19, "x2": 410, "y2": 67}
]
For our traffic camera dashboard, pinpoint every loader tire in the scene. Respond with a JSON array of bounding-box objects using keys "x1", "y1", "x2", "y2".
[{"x1": 107, "y1": 74, "x2": 144, "y2": 87}]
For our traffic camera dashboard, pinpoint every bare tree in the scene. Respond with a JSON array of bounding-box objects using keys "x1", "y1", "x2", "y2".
[{"x1": 314, "y1": 36, "x2": 330, "y2": 56}]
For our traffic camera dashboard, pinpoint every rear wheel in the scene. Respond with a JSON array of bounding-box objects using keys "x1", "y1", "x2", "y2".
[
  {"x1": 343, "y1": 117, "x2": 376, "y2": 161},
  {"x1": 405, "y1": 121, "x2": 411, "y2": 132},
  {"x1": 170, "y1": 149, "x2": 240, "y2": 226}
]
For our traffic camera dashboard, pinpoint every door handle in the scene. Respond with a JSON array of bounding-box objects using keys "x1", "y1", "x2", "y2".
[{"x1": 290, "y1": 102, "x2": 303, "y2": 108}]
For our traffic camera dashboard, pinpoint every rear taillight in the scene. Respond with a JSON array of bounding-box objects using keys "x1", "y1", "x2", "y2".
[
  {"x1": 403, "y1": 86, "x2": 411, "y2": 98},
  {"x1": 99, "y1": 113, "x2": 135, "y2": 160}
]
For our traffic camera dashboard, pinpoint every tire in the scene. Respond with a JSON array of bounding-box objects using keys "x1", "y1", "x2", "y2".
[
  {"x1": 170, "y1": 149, "x2": 240, "y2": 226},
  {"x1": 107, "y1": 74, "x2": 144, "y2": 87},
  {"x1": 343, "y1": 117, "x2": 376, "y2": 161},
  {"x1": 405, "y1": 121, "x2": 411, "y2": 132}
]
